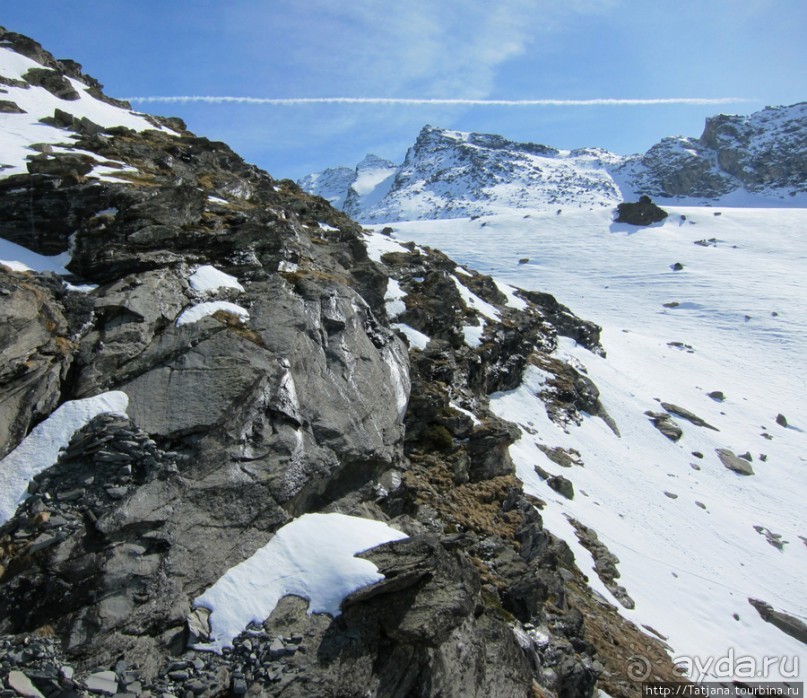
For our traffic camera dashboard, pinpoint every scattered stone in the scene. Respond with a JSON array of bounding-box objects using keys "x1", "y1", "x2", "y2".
[
  {"x1": 7, "y1": 671, "x2": 45, "y2": 698},
  {"x1": 0, "y1": 100, "x2": 25, "y2": 114},
  {"x1": 716, "y1": 448, "x2": 754, "y2": 475},
  {"x1": 707, "y1": 391, "x2": 725, "y2": 402},
  {"x1": 184, "y1": 679, "x2": 207, "y2": 695},
  {"x1": 692, "y1": 451, "x2": 704, "y2": 459},
  {"x1": 695, "y1": 502, "x2": 706, "y2": 510},
  {"x1": 230, "y1": 676, "x2": 247, "y2": 696},
  {"x1": 667, "y1": 341, "x2": 694, "y2": 353},
  {"x1": 738, "y1": 451, "x2": 753, "y2": 462},
  {"x1": 776, "y1": 413, "x2": 788, "y2": 428},
  {"x1": 23, "y1": 68, "x2": 80, "y2": 100},
  {"x1": 537, "y1": 445, "x2": 583, "y2": 468},
  {"x1": 753, "y1": 525, "x2": 787, "y2": 551},
  {"x1": 690, "y1": 463, "x2": 701, "y2": 471},
  {"x1": 661, "y1": 402, "x2": 719, "y2": 431},
  {"x1": 568, "y1": 517, "x2": 635, "y2": 610},
  {"x1": 85, "y1": 671, "x2": 119, "y2": 695},
  {"x1": 646, "y1": 411, "x2": 683, "y2": 441},
  {"x1": 662, "y1": 301, "x2": 680, "y2": 308},
  {"x1": 268, "y1": 638, "x2": 287, "y2": 659},
  {"x1": 664, "y1": 492, "x2": 678, "y2": 499},
  {"x1": 518, "y1": 258, "x2": 529, "y2": 264},
  {"x1": 547, "y1": 475, "x2": 574, "y2": 500},
  {"x1": 670, "y1": 262, "x2": 684, "y2": 271}
]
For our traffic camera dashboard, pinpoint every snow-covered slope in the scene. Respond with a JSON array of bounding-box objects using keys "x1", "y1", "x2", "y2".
[
  {"x1": 0, "y1": 39, "x2": 174, "y2": 181},
  {"x1": 370, "y1": 207, "x2": 807, "y2": 681},
  {"x1": 300, "y1": 104, "x2": 807, "y2": 222}
]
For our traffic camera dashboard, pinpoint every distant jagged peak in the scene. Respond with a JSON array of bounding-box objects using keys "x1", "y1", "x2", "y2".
[
  {"x1": 701, "y1": 101, "x2": 807, "y2": 146},
  {"x1": 411, "y1": 123, "x2": 559, "y2": 157},
  {"x1": 301, "y1": 123, "x2": 626, "y2": 222},
  {"x1": 355, "y1": 153, "x2": 396, "y2": 170}
]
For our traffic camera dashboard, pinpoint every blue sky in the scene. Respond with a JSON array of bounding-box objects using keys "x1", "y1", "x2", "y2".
[{"x1": 3, "y1": 1, "x2": 805, "y2": 180}]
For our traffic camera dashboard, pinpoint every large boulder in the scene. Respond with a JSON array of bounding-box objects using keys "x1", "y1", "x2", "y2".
[{"x1": 615, "y1": 196, "x2": 668, "y2": 226}]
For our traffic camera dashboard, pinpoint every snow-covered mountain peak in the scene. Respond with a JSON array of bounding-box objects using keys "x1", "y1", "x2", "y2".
[
  {"x1": 297, "y1": 165, "x2": 355, "y2": 209},
  {"x1": 356, "y1": 152, "x2": 396, "y2": 170},
  {"x1": 298, "y1": 152, "x2": 397, "y2": 217},
  {"x1": 304, "y1": 124, "x2": 623, "y2": 222},
  {"x1": 301, "y1": 104, "x2": 807, "y2": 222}
]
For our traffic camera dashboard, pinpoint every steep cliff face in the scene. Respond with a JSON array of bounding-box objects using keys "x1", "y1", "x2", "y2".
[
  {"x1": 623, "y1": 103, "x2": 807, "y2": 199},
  {"x1": 0, "y1": 27, "x2": 680, "y2": 697}
]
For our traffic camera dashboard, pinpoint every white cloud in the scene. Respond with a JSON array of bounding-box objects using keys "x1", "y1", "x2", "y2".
[{"x1": 218, "y1": 0, "x2": 621, "y2": 100}]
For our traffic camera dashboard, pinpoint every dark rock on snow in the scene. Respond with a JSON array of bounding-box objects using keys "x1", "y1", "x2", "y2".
[
  {"x1": 614, "y1": 196, "x2": 669, "y2": 226},
  {"x1": 646, "y1": 411, "x2": 683, "y2": 442},
  {"x1": 660, "y1": 402, "x2": 719, "y2": 431},
  {"x1": 568, "y1": 519, "x2": 635, "y2": 611},
  {"x1": 748, "y1": 599, "x2": 807, "y2": 646}
]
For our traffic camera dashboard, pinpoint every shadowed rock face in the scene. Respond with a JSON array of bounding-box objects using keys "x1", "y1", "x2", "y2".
[{"x1": 0, "y1": 28, "x2": 682, "y2": 698}]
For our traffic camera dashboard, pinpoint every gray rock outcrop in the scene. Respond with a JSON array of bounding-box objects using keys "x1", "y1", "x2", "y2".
[
  {"x1": 748, "y1": 598, "x2": 807, "y2": 645},
  {"x1": 0, "y1": 26, "x2": 683, "y2": 698},
  {"x1": 716, "y1": 448, "x2": 755, "y2": 475}
]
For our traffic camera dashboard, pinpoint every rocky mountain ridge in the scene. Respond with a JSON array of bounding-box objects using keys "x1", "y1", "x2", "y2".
[
  {"x1": 299, "y1": 103, "x2": 807, "y2": 222},
  {"x1": 0, "y1": 26, "x2": 681, "y2": 698}
]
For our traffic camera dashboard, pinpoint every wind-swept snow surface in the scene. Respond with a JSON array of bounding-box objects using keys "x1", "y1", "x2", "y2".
[
  {"x1": 193, "y1": 513, "x2": 408, "y2": 652},
  {"x1": 376, "y1": 207, "x2": 807, "y2": 681},
  {"x1": 0, "y1": 392, "x2": 129, "y2": 523}
]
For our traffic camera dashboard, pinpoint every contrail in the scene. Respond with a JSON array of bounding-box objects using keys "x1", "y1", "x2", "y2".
[{"x1": 126, "y1": 96, "x2": 750, "y2": 107}]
